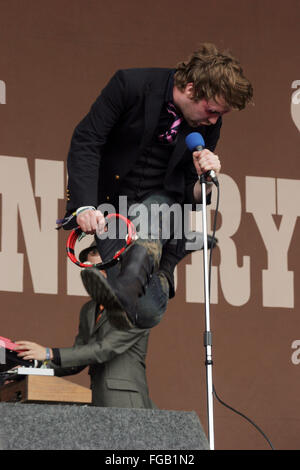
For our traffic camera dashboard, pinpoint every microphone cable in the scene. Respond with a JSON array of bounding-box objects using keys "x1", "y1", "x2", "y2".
[{"x1": 207, "y1": 181, "x2": 275, "y2": 451}]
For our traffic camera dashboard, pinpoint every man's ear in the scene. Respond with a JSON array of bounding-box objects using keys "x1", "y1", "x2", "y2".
[{"x1": 185, "y1": 83, "x2": 195, "y2": 99}]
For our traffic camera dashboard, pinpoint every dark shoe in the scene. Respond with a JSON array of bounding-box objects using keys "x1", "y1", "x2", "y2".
[
  {"x1": 159, "y1": 233, "x2": 218, "y2": 298},
  {"x1": 81, "y1": 243, "x2": 156, "y2": 329},
  {"x1": 81, "y1": 268, "x2": 135, "y2": 329}
]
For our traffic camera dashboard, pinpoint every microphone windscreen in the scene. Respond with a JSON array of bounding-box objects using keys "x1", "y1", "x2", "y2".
[{"x1": 185, "y1": 132, "x2": 205, "y2": 151}]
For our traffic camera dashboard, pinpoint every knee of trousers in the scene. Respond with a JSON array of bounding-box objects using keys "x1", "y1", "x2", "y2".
[{"x1": 134, "y1": 273, "x2": 169, "y2": 328}]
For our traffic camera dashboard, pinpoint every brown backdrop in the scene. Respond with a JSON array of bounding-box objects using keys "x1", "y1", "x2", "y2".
[{"x1": 0, "y1": 0, "x2": 299, "y2": 450}]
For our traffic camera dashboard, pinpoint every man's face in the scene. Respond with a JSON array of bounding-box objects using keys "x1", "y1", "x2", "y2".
[
  {"x1": 87, "y1": 248, "x2": 107, "y2": 278},
  {"x1": 173, "y1": 83, "x2": 231, "y2": 127}
]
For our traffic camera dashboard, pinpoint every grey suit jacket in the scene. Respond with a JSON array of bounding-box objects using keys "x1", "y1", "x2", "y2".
[{"x1": 51, "y1": 300, "x2": 156, "y2": 409}]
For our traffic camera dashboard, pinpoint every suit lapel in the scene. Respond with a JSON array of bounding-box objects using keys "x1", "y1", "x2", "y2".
[
  {"x1": 80, "y1": 301, "x2": 95, "y2": 334},
  {"x1": 140, "y1": 85, "x2": 165, "y2": 150},
  {"x1": 166, "y1": 121, "x2": 194, "y2": 176},
  {"x1": 82, "y1": 301, "x2": 106, "y2": 336},
  {"x1": 92, "y1": 307, "x2": 107, "y2": 334}
]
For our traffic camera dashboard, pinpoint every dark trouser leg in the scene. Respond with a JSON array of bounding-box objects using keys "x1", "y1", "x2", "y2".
[{"x1": 81, "y1": 192, "x2": 180, "y2": 328}]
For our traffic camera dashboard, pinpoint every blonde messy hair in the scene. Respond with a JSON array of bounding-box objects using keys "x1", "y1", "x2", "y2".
[{"x1": 174, "y1": 43, "x2": 253, "y2": 110}]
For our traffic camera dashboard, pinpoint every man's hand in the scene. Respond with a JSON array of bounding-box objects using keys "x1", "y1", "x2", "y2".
[
  {"x1": 192, "y1": 149, "x2": 221, "y2": 180},
  {"x1": 76, "y1": 209, "x2": 106, "y2": 235},
  {"x1": 14, "y1": 341, "x2": 53, "y2": 361}
]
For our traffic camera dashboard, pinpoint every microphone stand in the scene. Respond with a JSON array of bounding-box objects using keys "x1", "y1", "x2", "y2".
[{"x1": 199, "y1": 173, "x2": 215, "y2": 450}]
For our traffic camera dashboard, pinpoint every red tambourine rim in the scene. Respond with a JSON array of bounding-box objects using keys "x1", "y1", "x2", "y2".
[{"x1": 66, "y1": 213, "x2": 136, "y2": 269}]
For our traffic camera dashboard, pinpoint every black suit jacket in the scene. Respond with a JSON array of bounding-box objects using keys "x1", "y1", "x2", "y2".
[{"x1": 66, "y1": 68, "x2": 222, "y2": 215}]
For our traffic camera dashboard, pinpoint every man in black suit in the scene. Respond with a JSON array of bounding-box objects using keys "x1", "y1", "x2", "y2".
[{"x1": 65, "y1": 42, "x2": 253, "y2": 329}]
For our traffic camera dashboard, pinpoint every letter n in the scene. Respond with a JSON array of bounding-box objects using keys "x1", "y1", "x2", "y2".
[{"x1": 0, "y1": 156, "x2": 64, "y2": 293}]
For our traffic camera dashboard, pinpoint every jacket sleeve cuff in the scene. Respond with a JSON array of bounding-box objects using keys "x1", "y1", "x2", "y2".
[{"x1": 51, "y1": 348, "x2": 61, "y2": 366}]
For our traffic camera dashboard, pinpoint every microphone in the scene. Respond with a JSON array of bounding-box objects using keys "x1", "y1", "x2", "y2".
[{"x1": 185, "y1": 132, "x2": 219, "y2": 186}]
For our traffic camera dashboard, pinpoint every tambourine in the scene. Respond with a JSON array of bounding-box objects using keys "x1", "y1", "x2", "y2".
[{"x1": 66, "y1": 213, "x2": 137, "y2": 270}]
